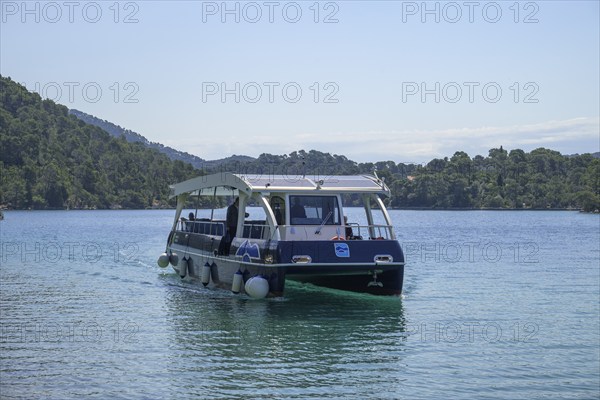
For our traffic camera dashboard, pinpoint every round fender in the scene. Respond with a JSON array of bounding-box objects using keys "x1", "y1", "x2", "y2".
[
  {"x1": 157, "y1": 253, "x2": 169, "y2": 268},
  {"x1": 245, "y1": 276, "x2": 269, "y2": 299}
]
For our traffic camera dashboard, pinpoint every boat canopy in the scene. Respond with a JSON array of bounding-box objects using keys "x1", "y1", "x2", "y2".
[{"x1": 169, "y1": 173, "x2": 391, "y2": 199}]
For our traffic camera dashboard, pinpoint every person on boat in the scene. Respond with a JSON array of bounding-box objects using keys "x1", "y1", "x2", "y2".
[
  {"x1": 290, "y1": 197, "x2": 306, "y2": 219},
  {"x1": 344, "y1": 215, "x2": 353, "y2": 239},
  {"x1": 181, "y1": 212, "x2": 195, "y2": 232},
  {"x1": 186, "y1": 212, "x2": 196, "y2": 232},
  {"x1": 271, "y1": 197, "x2": 285, "y2": 225},
  {"x1": 226, "y1": 197, "x2": 240, "y2": 237},
  {"x1": 220, "y1": 197, "x2": 248, "y2": 255}
]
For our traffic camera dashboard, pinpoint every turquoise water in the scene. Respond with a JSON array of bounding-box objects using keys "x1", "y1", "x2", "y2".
[{"x1": 1, "y1": 210, "x2": 598, "y2": 399}]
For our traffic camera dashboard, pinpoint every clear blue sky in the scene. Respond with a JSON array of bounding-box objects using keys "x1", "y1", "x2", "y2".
[{"x1": 1, "y1": 0, "x2": 598, "y2": 162}]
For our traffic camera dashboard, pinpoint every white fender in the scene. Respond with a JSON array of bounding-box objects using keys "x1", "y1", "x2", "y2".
[
  {"x1": 231, "y1": 270, "x2": 243, "y2": 294},
  {"x1": 157, "y1": 253, "x2": 169, "y2": 268},
  {"x1": 178, "y1": 257, "x2": 188, "y2": 278},
  {"x1": 201, "y1": 262, "x2": 211, "y2": 286},
  {"x1": 245, "y1": 276, "x2": 269, "y2": 299},
  {"x1": 169, "y1": 252, "x2": 179, "y2": 266}
]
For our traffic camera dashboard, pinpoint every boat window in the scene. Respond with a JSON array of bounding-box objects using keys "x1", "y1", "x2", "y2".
[{"x1": 289, "y1": 196, "x2": 341, "y2": 225}]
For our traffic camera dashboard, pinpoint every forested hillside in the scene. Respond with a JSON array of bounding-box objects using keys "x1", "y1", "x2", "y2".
[
  {"x1": 69, "y1": 108, "x2": 208, "y2": 169},
  {"x1": 1, "y1": 75, "x2": 598, "y2": 211},
  {"x1": 69, "y1": 109, "x2": 255, "y2": 169},
  {"x1": 208, "y1": 148, "x2": 600, "y2": 211},
  {"x1": 0, "y1": 76, "x2": 198, "y2": 209},
  {"x1": 386, "y1": 148, "x2": 598, "y2": 211}
]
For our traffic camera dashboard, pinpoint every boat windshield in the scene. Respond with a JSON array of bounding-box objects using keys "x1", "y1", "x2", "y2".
[{"x1": 289, "y1": 195, "x2": 341, "y2": 226}]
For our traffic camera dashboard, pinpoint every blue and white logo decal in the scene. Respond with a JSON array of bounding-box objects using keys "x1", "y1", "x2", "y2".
[
  {"x1": 236, "y1": 240, "x2": 261, "y2": 262},
  {"x1": 334, "y1": 243, "x2": 350, "y2": 258}
]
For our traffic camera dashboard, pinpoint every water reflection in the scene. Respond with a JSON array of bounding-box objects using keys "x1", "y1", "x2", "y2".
[{"x1": 160, "y1": 275, "x2": 407, "y2": 397}]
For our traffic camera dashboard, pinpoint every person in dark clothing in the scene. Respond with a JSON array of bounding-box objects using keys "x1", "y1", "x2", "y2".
[
  {"x1": 226, "y1": 197, "x2": 240, "y2": 237},
  {"x1": 344, "y1": 215, "x2": 353, "y2": 239},
  {"x1": 271, "y1": 197, "x2": 284, "y2": 225},
  {"x1": 290, "y1": 197, "x2": 306, "y2": 219},
  {"x1": 220, "y1": 197, "x2": 248, "y2": 255},
  {"x1": 274, "y1": 206, "x2": 283, "y2": 226}
]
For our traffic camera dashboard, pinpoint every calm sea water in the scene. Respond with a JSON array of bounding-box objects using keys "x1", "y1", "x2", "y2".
[{"x1": 0, "y1": 210, "x2": 598, "y2": 399}]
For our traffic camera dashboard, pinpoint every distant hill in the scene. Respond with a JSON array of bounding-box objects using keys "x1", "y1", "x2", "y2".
[
  {"x1": 189, "y1": 148, "x2": 600, "y2": 211},
  {"x1": 1, "y1": 75, "x2": 598, "y2": 211},
  {"x1": 0, "y1": 76, "x2": 199, "y2": 209},
  {"x1": 69, "y1": 109, "x2": 254, "y2": 169},
  {"x1": 567, "y1": 152, "x2": 600, "y2": 159}
]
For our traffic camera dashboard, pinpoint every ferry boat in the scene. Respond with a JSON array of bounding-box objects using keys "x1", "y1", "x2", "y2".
[{"x1": 158, "y1": 173, "x2": 405, "y2": 298}]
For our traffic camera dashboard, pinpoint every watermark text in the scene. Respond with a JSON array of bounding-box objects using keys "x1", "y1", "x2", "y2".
[
  {"x1": 402, "y1": 241, "x2": 539, "y2": 264},
  {"x1": 401, "y1": 81, "x2": 540, "y2": 104},
  {"x1": 1, "y1": 320, "x2": 139, "y2": 343},
  {"x1": 1, "y1": 241, "x2": 139, "y2": 264},
  {"x1": 201, "y1": 1, "x2": 339, "y2": 23},
  {"x1": 1, "y1": 1, "x2": 140, "y2": 23},
  {"x1": 201, "y1": 81, "x2": 339, "y2": 103},
  {"x1": 401, "y1": 1, "x2": 539, "y2": 23},
  {"x1": 20, "y1": 81, "x2": 140, "y2": 104}
]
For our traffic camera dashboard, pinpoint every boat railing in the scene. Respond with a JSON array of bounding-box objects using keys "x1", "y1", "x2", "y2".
[
  {"x1": 177, "y1": 219, "x2": 392, "y2": 241},
  {"x1": 180, "y1": 219, "x2": 225, "y2": 236},
  {"x1": 241, "y1": 221, "x2": 272, "y2": 240},
  {"x1": 179, "y1": 218, "x2": 273, "y2": 240},
  {"x1": 347, "y1": 223, "x2": 394, "y2": 240}
]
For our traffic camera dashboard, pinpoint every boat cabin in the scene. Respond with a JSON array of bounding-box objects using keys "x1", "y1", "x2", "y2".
[{"x1": 169, "y1": 173, "x2": 396, "y2": 246}]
